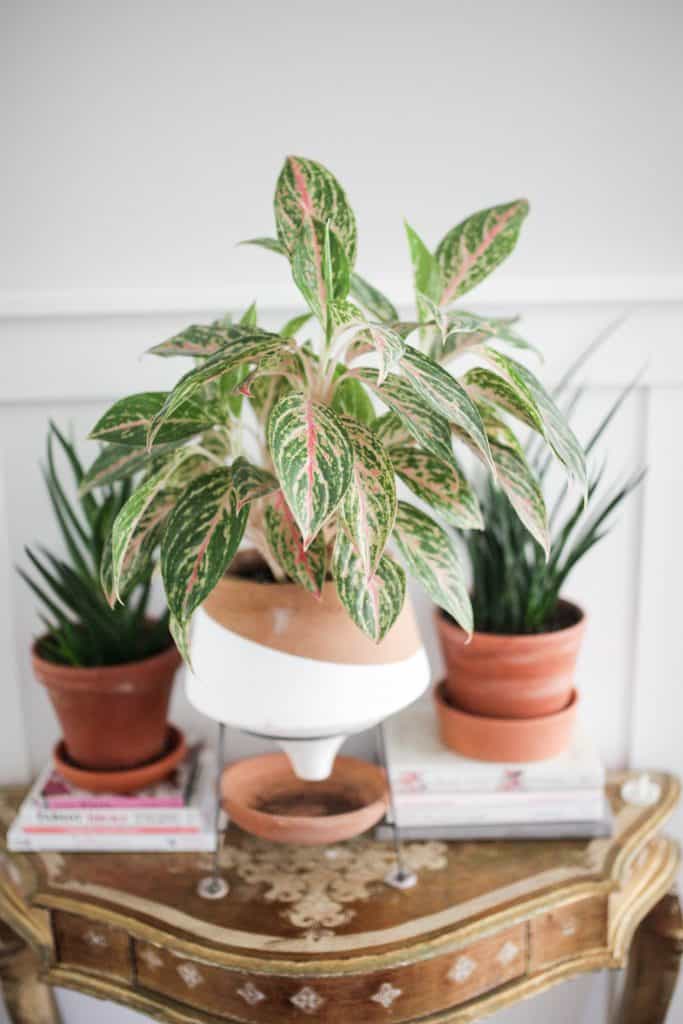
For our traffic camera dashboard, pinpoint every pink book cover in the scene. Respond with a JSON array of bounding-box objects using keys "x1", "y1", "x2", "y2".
[{"x1": 37, "y1": 745, "x2": 200, "y2": 809}]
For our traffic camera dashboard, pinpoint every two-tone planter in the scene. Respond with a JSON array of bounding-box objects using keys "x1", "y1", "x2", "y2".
[
  {"x1": 185, "y1": 557, "x2": 431, "y2": 782},
  {"x1": 435, "y1": 600, "x2": 585, "y2": 762}
]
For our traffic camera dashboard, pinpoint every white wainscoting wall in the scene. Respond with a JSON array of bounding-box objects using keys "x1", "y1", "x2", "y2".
[{"x1": 0, "y1": 296, "x2": 681, "y2": 1024}]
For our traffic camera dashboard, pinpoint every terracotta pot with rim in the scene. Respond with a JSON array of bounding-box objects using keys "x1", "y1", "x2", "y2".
[
  {"x1": 436, "y1": 599, "x2": 586, "y2": 720},
  {"x1": 185, "y1": 550, "x2": 431, "y2": 781},
  {"x1": 32, "y1": 638, "x2": 181, "y2": 771}
]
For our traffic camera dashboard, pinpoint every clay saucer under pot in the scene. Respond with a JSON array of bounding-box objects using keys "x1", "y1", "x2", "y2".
[
  {"x1": 434, "y1": 683, "x2": 578, "y2": 762},
  {"x1": 53, "y1": 725, "x2": 188, "y2": 794},
  {"x1": 221, "y1": 754, "x2": 389, "y2": 845}
]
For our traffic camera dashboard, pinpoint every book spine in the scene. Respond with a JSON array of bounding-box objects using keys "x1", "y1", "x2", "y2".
[
  {"x1": 19, "y1": 807, "x2": 202, "y2": 828},
  {"x1": 44, "y1": 797, "x2": 184, "y2": 809},
  {"x1": 7, "y1": 827, "x2": 216, "y2": 853},
  {"x1": 388, "y1": 796, "x2": 604, "y2": 827},
  {"x1": 389, "y1": 772, "x2": 605, "y2": 795}
]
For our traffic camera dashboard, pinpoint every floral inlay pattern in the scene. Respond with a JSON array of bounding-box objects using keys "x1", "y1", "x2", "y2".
[
  {"x1": 237, "y1": 981, "x2": 266, "y2": 1005},
  {"x1": 177, "y1": 962, "x2": 204, "y2": 989},
  {"x1": 84, "y1": 929, "x2": 108, "y2": 948},
  {"x1": 219, "y1": 836, "x2": 447, "y2": 931},
  {"x1": 496, "y1": 940, "x2": 519, "y2": 965},
  {"x1": 448, "y1": 955, "x2": 477, "y2": 983},
  {"x1": 371, "y1": 981, "x2": 402, "y2": 1007},
  {"x1": 290, "y1": 986, "x2": 324, "y2": 1013},
  {"x1": 138, "y1": 946, "x2": 164, "y2": 970}
]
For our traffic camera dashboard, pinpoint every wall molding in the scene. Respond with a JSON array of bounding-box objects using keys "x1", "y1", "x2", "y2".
[{"x1": 2, "y1": 273, "x2": 683, "y2": 319}]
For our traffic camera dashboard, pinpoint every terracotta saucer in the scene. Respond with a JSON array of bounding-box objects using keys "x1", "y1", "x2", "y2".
[
  {"x1": 434, "y1": 682, "x2": 578, "y2": 762},
  {"x1": 221, "y1": 753, "x2": 389, "y2": 845},
  {"x1": 53, "y1": 725, "x2": 187, "y2": 794}
]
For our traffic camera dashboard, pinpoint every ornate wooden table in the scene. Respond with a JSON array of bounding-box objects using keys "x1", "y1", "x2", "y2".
[{"x1": 0, "y1": 772, "x2": 680, "y2": 1024}]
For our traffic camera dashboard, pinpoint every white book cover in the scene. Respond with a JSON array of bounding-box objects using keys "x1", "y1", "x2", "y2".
[
  {"x1": 388, "y1": 793, "x2": 606, "y2": 828},
  {"x1": 384, "y1": 697, "x2": 605, "y2": 794}
]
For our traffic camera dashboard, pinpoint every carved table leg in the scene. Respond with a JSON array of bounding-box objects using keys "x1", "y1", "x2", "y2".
[
  {"x1": 0, "y1": 921, "x2": 61, "y2": 1024},
  {"x1": 621, "y1": 889, "x2": 683, "y2": 1023}
]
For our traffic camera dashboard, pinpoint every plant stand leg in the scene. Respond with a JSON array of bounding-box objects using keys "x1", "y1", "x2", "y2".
[
  {"x1": 621, "y1": 888, "x2": 683, "y2": 1023},
  {"x1": 0, "y1": 921, "x2": 61, "y2": 1024},
  {"x1": 376, "y1": 722, "x2": 417, "y2": 891},
  {"x1": 197, "y1": 721, "x2": 229, "y2": 900}
]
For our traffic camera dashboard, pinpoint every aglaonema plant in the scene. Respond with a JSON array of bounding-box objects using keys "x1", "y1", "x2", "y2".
[{"x1": 86, "y1": 156, "x2": 586, "y2": 657}]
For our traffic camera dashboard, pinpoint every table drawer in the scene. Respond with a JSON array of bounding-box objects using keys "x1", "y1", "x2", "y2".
[
  {"x1": 52, "y1": 910, "x2": 132, "y2": 982},
  {"x1": 530, "y1": 896, "x2": 608, "y2": 969}
]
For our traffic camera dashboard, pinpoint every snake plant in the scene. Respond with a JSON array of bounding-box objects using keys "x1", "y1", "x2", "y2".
[
  {"x1": 466, "y1": 333, "x2": 645, "y2": 634},
  {"x1": 86, "y1": 156, "x2": 585, "y2": 655},
  {"x1": 19, "y1": 423, "x2": 170, "y2": 666}
]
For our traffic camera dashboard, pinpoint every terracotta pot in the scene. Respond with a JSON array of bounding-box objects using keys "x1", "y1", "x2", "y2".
[
  {"x1": 33, "y1": 639, "x2": 181, "y2": 771},
  {"x1": 221, "y1": 753, "x2": 388, "y2": 845},
  {"x1": 185, "y1": 551, "x2": 431, "y2": 780},
  {"x1": 434, "y1": 682, "x2": 578, "y2": 762},
  {"x1": 437, "y1": 600, "x2": 586, "y2": 719}
]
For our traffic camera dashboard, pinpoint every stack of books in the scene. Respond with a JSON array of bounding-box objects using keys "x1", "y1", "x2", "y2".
[
  {"x1": 376, "y1": 699, "x2": 611, "y2": 840},
  {"x1": 7, "y1": 744, "x2": 216, "y2": 852}
]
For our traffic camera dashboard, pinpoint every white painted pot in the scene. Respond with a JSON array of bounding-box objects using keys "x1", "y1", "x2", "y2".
[{"x1": 184, "y1": 561, "x2": 430, "y2": 781}]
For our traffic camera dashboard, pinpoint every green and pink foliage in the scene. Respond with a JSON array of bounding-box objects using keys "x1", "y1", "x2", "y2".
[{"x1": 87, "y1": 155, "x2": 584, "y2": 649}]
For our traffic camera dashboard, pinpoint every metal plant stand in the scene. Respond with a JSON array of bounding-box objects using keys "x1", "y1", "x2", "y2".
[
  {"x1": 197, "y1": 722, "x2": 229, "y2": 900},
  {"x1": 376, "y1": 721, "x2": 417, "y2": 890}
]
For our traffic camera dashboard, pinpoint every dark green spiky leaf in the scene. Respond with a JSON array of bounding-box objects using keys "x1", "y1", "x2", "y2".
[
  {"x1": 463, "y1": 367, "x2": 545, "y2": 433},
  {"x1": 90, "y1": 392, "x2": 215, "y2": 448},
  {"x1": 239, "y1": 236, "x2": 285, "y2": 254},
  {"x1": 231, "y1": 456, "x2": 279, "y2": 512},
  {"x1": 280, "y1": 312, "x2": 313, "y2": 338},
  {"x1": 372, "y1": 411, "x2": 414, "y2": 449},
  {"x1": 266, "y1": 392, "x2": 353, "y2": 547},
  {"x1": 239, "y1": 301, "x2": 258, "y2": 328},
  {"x1": 274, "y1": 155, "x2": 357, "y2": 265},
  {"x1": 392, "y1": 502, "x2": 472, "y2": 634},
  {"x1": 404, "y1": 221, "x2": 443, "y2": 317},
  {"x1": 349, "y1": 272, "x2": 399, "y2": 322},
  {"x1": 436, "y1": 199, "x2": 529, "y2": 304},
  {"x1": 357, "y1": 369, "x2": 456, "y2": 467},
  {"x1": 148, "y1": 334, "x2": 284, "y2": 444},
  {"x1": 148, "y1": 323, "x2": 254, "y2": 358},
  {"x1": 483, "y1": 349, "x2": 587, "y2": 487},
  {"x1": 331, "y1": 376, "x2": 375, "y2": 425},
  {"x1": 263, "y1": 491, "x2": 326, "y2": 595},
  {"x1": 332, "y1": 530, "x2": 405, "y2": 643},
  {"x1": 390, "y1": 448, "x2": 483, "y2": 529},
  {"x1": 399, "y1": 347, "x2": 494, "y2": 471},
  {"x1": 339, "y1": 416, "x2": 397, "y2": 575},
  {"x1": 80, "y1": 444, "x2": 166, "y2": 495},
  {"x1": 161, "y1": 468, "x2": 248, "y2": 623}
]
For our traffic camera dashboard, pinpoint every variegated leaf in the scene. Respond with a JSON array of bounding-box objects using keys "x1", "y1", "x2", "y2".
[
  {"x1": 231, "y1": 456, "x2": 279, "y2": 511},
  {"x1": 479, "y1": 404, "x2": 549, "y2": 553},
  {"x1": 266, "y1": 392, "x2": 353, "y2": 548},
  {"x1": 349, "y1": 272, "x2": 399, "y2": 322},
  {"x1": 148, "y1": 334, "x2": 283, "y2": 445},
  {"x1": 80, "y1": 444, "x2": 166, "y2": 495},
  {"x1": 90, "y1": 392, "x2": 215, "y2": 448},
  {"x1": 161, "y1": 468, "x2": 248, "y2": 623},
  {"x1": 404, "y1": 221, "x2": 443, "y2": 316},
  {"x1": 483, "y1": 349, "x2": 587, "y2": 487},
  {"x1": 280, "y1": 312, "x2": 313, "y2": 338},
  {"x1": 100, "y1": 534, "x2": 116, "y2": 608},
  {"x1": 436, "y1": 199, "x2": 529, "y2": 305},
  {"x1": 111, "y1": 457, "x2": 185, "y2": 600},
  {"x1": 169, "y1": 614, "x2": 192, "y2": 667},
  {"x1": 292, "y1": 217, "x2": 349, "y2": 324},
  {"x1": 331, "y1": 376, "x2": 375, "y2": 425},
  {"x1": 332, "y1": 530, "x2": 405, "y2": 643},
  {"x1": 390, "y1": 447, "x2": 484, "y2": 530},
  {"x1": 148, "y1": 323, "x2": 254, "y2": 358},
  {"x1": 239, "y1": 236, "x2": 285, "y2": 254},
  {"x1": 339, "y1": 415, "x2": 397, "y2": 576},
  {"x1": 399, "y1": 347, "x2": 494, "y2": 471},
  {"x1": 392, "y1": 501, "x2": 473, "y2": 635},
  {"x1": 345, "y1": 322, "x2": 405, "y2": 385},
  {"x1": 372, "y1": 411, "x2": 414, "y2": 449},
  {"x1": 263, "y1": 490, "x2": 326, "y2": 595},
  {"x1": 443, "y1": 310, "x2": 540, "y2": 358},
  {"x1": 328, "y1": 298, "x2": 365, "y2": 330},
  {"x1": 274, "y1": 155, "x2": 357, "y2": 265},
  {"x1": 463, "y1": 367, "x2": 544, "y2": 432},
  {"x1": 357, "y1": 369, "x2": 456, "y2": 467}
]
